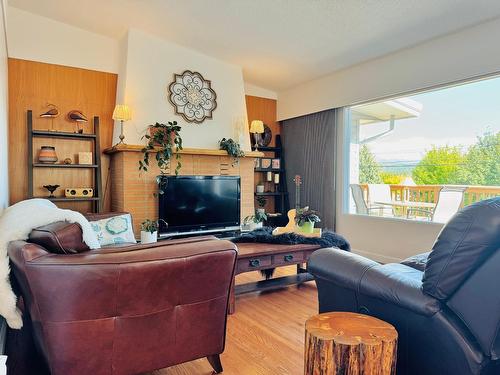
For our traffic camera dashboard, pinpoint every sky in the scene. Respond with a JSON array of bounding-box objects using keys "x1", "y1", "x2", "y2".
[{"x1": 358, "y1": 75, "x2": 500, "y2": 162}]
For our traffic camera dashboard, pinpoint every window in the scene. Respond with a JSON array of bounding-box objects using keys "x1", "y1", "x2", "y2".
[{"x1": 346, "y1": 76, "x2": 500, "y2": 223}]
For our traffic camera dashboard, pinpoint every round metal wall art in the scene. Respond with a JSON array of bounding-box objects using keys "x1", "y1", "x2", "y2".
[{"x1": 167, "y1": 70, "x2": 217, "y2": 124}]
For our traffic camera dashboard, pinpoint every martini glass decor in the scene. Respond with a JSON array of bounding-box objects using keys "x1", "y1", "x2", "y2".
[{"x1": 43, "y1": 184, "x2": 60, "y2": 198}]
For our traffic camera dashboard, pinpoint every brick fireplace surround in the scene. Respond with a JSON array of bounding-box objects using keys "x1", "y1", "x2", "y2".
[{"x1": 104, "y1": 144, "x2": 262, "y2": 234}]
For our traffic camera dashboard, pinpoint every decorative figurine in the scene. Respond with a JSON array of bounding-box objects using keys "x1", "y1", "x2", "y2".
[
  {"x1": 43, "y1": 184, "x2": 60, "y2": 198},
  {"x1": 67, "y1": 110, "x2": 88, "y2": 133},
  {"x1": 40, "y1": 103, "x2": 59, "y2": 131}
]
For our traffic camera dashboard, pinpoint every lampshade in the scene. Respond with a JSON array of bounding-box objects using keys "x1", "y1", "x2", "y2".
[
  {"x1": 249, "y1": 120, "x2": 264, "y2": 134},
  {"x1": 112, "y1": 104, "x2": 132, "y2": 121}
]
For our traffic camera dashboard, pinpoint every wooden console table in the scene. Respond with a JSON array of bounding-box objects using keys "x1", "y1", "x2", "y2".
[{"x1": 229, "y1": 242, "x2": 321, "y2": 314}]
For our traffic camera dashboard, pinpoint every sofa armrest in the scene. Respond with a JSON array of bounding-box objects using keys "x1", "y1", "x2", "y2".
[
  {"x1": 308, "y1": 248, "x2": 442, "y2": 317},
  {"x1": 359, "y1": 263, "x2": 441, "y2": 316},
  {"x1": 308, "y1": 248, "x2": 379, "y2": 290}
]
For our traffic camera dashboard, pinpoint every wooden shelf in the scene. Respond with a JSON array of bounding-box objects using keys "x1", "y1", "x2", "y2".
[
  {"x1": 252, "y1": 146, "x2": 281, "y2": 152},
  {"x1": 104, "y1": 144, "x2": 264, "y2": 157},
  {"x1": 255, "y1": 168, "x2": 284, "y2": 173},
  {"x1": 32, "y1": 130, "x2": 97, "y2": 140},
  {"x1": 47, "y1": 197, "x2": 100, "y2": 202},
  {"x1": 33, "y1": 163, "x2": 98, "y2": 168},
  {"x1": 255, "y1": 192, "x2": 287, "y2": 196},
  {"x1": 28, "y1": 110, "x2": 103, "y2": 213}
]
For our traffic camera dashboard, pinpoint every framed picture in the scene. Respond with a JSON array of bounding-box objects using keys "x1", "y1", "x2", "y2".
[
  {"x1": 272, "y1": 158, "x2": 281, "y2": 169},
  {"x1": 260, "y1": 158, "x2": 272, "y2": 169}
]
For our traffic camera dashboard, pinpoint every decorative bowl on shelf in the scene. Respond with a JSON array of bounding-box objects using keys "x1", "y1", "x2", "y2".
[{"x1": 38, "y1": 146, "x2": 58, "y2": 164}]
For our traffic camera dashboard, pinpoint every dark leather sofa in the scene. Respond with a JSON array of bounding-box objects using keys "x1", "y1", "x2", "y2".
[
  {"x1": 308, "y1": 197, "x2": 500, "y2": 375},
  {"x1": 7, "y1": 213, "x2": 237, "y2": 375}
]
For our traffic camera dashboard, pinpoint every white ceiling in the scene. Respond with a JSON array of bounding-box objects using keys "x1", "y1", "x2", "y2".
[{"x1": 8, "y1": 0, "x2": 500, "y2": 91}]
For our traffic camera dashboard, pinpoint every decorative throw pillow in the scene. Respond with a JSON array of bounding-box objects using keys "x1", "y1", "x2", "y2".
[{"x1": 90, "y1": 214, "x2": 136, "y2": 246}]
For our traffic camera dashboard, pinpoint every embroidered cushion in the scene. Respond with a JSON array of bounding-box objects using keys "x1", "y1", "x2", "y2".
[{"x1": 90, "y1": 213, "x2": 136, "y2": 246}]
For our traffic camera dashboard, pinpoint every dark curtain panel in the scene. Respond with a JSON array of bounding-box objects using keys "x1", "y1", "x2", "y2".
[{"x1": 281, "y1": 109, "x2": 337, "y2": 230}]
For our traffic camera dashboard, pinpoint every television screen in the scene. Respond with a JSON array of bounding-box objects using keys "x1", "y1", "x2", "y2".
[{"x1": 158, "y1": 175, "x2": 241, "y2": 233}]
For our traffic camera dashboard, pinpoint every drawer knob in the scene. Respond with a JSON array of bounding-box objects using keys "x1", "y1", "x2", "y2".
[
  {"x1": 249, "y1": 259, "x2": 261, "y2": 267},
  {"x1": 284, "y1": 254, "x2": 294, "y2": 262}
]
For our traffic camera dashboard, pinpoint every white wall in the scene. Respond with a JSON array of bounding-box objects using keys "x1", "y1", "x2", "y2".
[
  {"x1": 278, "y1": 17, "x2": 500, "y2": 121},
  {"x1": 244, "y1": 82, "x2": 278, "y2": 100},
  {"x1": 7, "y1": 7, "x2": 119, "y2": 73},
  {"x1": 118, "y1": 29, "x2": 250, "y2": 150},
  {"x1": 277, "y1": 19, "x2": 500, "y2": 261},
  {"x1": 0, "y1": 0, "x2": 8, "y2": 214}
]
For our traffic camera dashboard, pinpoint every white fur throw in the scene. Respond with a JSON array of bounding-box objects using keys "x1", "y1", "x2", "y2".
[{"x1": 0, "y1": 199, "x2": 100, "y2": 329}]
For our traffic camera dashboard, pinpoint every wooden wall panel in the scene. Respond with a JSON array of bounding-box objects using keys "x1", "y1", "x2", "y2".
[
  {"x1": 8, "y1": 58, "x2": 117, "y2": 211},
  {"x1": 245, "y1": 95, "x2": 280, "y2": 214}
]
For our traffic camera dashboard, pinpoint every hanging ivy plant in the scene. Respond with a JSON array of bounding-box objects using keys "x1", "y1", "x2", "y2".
[
  {"x1": 219, "y1": 138, "x2": 245, "y2": 166},
  {"x1": 139, "y1": 122, "x2": 183, "y2": 176}
]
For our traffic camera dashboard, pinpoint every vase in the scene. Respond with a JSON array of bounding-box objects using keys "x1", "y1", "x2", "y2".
[
  {"x1": 299, "y1": 221, "x2": 314, "y2": 234},
  {"x1": 38, "y1": 146, "x2": 58, "y2": 164},
  {"x1": 140, "y1": 231, "x2": 157, "y2": 244}
]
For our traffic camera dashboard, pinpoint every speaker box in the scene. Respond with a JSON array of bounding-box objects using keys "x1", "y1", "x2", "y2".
[{"x1": 65, "y1": 188, "x2": 94, "y2": 198}]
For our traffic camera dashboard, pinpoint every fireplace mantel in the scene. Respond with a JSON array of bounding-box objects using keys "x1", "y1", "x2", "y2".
[
  {"x1": 106, "y1": 143, "x2": 261, "y2": 234},
  {"x1": 104, "y1": 144, "x2": 264, "y2": 157}
]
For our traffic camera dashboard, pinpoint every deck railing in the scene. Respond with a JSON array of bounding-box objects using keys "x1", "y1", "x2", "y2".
[{"x1": 359, "y1": 184, "x2": 500, "y2": 207}]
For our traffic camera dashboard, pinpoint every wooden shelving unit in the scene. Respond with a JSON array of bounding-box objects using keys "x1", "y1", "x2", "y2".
[
  {"x1": 253, "y1": 134, "x2": 289, "y2": 225},
  {"x1": 27, "y1": 110, "x2": 103, "y2": 213}
]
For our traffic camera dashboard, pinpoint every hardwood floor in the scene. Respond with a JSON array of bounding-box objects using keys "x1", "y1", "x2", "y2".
[{"x1": 151, "y1": 266, "x2": 318, "y2": 375}]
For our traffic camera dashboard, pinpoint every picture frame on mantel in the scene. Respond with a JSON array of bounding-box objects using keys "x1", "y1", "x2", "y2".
[{"x1": 260, "y1": 158, "x2": 272, "y2": 169}]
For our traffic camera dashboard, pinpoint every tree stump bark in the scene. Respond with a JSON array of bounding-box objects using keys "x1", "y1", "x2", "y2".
[{"x1": 305, "y1": 312, "x2": 397, "y2": 375}]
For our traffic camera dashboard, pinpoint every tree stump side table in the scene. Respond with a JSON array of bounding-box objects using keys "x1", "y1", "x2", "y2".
[{"x1": 305, "y1": 312, "x2": 398, "y2": 375}]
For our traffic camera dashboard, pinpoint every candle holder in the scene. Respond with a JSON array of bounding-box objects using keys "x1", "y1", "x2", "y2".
[{"x1": 43, "y1": 184, "x2": 60, "y2": 198}]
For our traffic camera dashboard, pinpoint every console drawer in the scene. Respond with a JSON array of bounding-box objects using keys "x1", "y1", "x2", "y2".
[
  {"x1": 272, "y1": 251, "x2": 305, "y2": 266},
  {"x1": 237, "y1": 255, "x2": 272, "y2": 272}
]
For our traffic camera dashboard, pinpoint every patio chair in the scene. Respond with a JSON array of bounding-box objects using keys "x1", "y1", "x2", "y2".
[
  {"x1": 408, "y1": 186, "x2": 467, "y2": 222},
  {"x1": 350, "y1": 184, "x2": 393, "y2": 216},
  {"x1": 351, "y1": 184, "x2": 369, "y2": 215},
  {"x1": 367, "y1": 184, "x2": 394, "y2": 216}
]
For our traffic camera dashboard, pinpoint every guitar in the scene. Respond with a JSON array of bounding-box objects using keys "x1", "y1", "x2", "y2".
[{"x1": 273, "y1": 175, "x2": 304, "y2": 234}]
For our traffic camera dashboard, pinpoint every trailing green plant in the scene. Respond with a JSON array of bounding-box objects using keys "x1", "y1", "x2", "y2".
[
  {"x1": 218, "y1": 138, "x2": 244, "y2": 165},
  {"x1": 139, "y1": 122, "x2": 183, "y2": 175},
  {"x1": 244, "y1": 210, "x2": 267, "y2": 224},
  {"x1": 140, "y1": 218, "x2": 168, "y2": 233},
  {"x1": 256, "y1": 195, "x2": 267, "y2": 208},
  {"x1": 295, "y1": 208, "x2": 321, "y2": 226}
]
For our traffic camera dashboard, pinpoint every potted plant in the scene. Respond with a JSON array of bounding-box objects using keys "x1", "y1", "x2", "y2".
[
  {"x1": 139, "y1": 122, "x2": 183, "y2": 175},
  {"x1": 219, "y1": 138, "x2": 244, "y2": 166},
  {"x1": 295, "y1": 208, "x2": 321, "y2": 234},
  {"x1": 243, "y1": 211, "x2": 267, "y2": 231},
  {"x1": 140, "y1": 219, "x2": 167, "y2": 244},
  {"x1": 256, "y1": 195, "x2": 267, "y2": 214}
]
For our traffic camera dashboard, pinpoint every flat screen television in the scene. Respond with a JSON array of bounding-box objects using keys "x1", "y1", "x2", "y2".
[{"x1": 158, "y1": 175, "x2": 241, "y2": 236}]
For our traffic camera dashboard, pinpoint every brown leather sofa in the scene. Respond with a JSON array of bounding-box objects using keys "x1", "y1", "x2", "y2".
[{"x1": 7, "y1": 213, "x2": 238, "y2": 375}]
